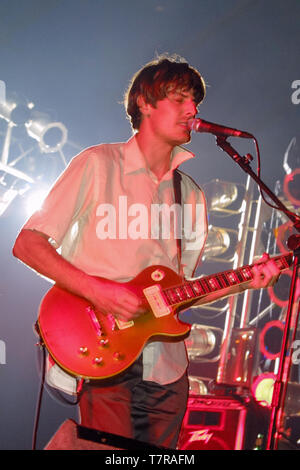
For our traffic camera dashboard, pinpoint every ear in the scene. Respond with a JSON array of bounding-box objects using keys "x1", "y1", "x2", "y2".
[{"x1": 137, "y1": 95, "x2": 152, "y2": 117}]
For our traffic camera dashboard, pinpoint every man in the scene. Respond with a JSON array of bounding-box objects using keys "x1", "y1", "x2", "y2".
[{"x1": 13, "y1": 55, "x2": 280, "y2": 449}]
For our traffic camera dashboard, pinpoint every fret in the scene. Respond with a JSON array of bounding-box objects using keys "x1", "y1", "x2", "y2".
[
  {"x1": 199, "y1": 278, "x2": 211, "y2": 294},
  {"x1": 214, "y1": 276, "x2": 223, "y2": 289},
  {"x1": 240, "y1": 266, "x2": 253, "y2": 281},
  {"x1": 218, "y1": 272, "x2": 230, "y2": 288},
  {"x1": 276, "y1": 254, "x2": 291, "y2": 270},
  {"x1": 164, "y1": 288, "x2": 179, "y2": 304},
  {"x1": 224, "y1": 270, "x2": 240, "y2": 286},
  {"x1": 189, "y1": 281, "x2": 205, "y2": 297},
  {"x1": 191, "y1": 280, "x2": 206, "y2": 296},
  {"x1": 182, "y1": 283, "x2": 194, "y2": 299},
  {"x1": 174, "y1": 287, "x2": 186, "y2": 302},
  {"x1": 235, "y1": 269, "x2": 244, "y2": 283},
  {"x1": 160, "y1": 252, "x2": 292, "y2": 308},
  {"x1": 164, "y1": 287, "x2": 187, "y2": 304},
  {"x1": 207, "y1": 276, "x2": 221, "y2": 291},
  {"x1": 161, "y1": 290, "x2": 172, "y2": 306},
  {"x1": 187, "y1": 281, "x2": 199, "y2": 298}
]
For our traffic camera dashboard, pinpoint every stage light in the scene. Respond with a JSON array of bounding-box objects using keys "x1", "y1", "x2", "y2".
[
  {"x1": 0, "y1": 161, "x2": 34, "y2": 183},
  {"x1": 283, "y1": 168, "x2": 300, "y2": 207},
  {"x1": 202, "y1": 225, "x2": 238, "y2": 262},
  {"x1": 0, "y1": 180, "x2": 29, "y2": 217},
  {"x1": 185, "y1": 324, "x2": 223, "y2": 361},
  {"x1": 217, "y1": 328, "x2": 259, "y2": 388},
  {"x1": 251, "y1": 373, "x2": 276, "y2": 407},
  {"x1": 283, "y1": 137, "x2": 299, "y2": 176},
  {"x1": 0, "y1": 87, "x2": 70, "y2": 219},
  {"x1": 202, "y1": 179, "x2": 239, "y2": 213},
  {"x1": 25, "y1": 187, "x2": 49, "y2": 217},
  {"x1": 199, "y1": 179, "x2": 247, "y2": 263},
  {"x1": 0, "y1": 99, "x2": 17, "y2": 122},
  {"x1": 188, "y1": 376, "x2": 208, "y2": 395},
  {"x1": 0, "y1": 94, "x2": 32, "y2": 126},
  {"x1": 259, "y1": 320, "x2": 284, "y2": 361},
  {"x1": 0, "y1": 183, "x2": 19, "y2": 216},
  {"x1": 199, "y1": 179, "x2": 245, "y2": 264},
  {"x1": 25, "y1": 111, "x2": 68, "y2": 154},
  {"x1": 202, "y1": 179, "x2": 247, "y2": 220},
  {"x1": 282, "y1": 137, "x2": 300, "y2": 205},
  {"x1": 202, "y1": 226, "x2": 230, "y2": 258},
  {"x1": 275, "y1": 221, "x2": 295, "y2": 254},
  {"x1": 268, "y1": 271, "x2": 293, "y2": 308}
]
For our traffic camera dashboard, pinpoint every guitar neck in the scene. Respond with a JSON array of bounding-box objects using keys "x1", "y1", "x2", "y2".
[{"x1": 162, "y1": 252, "x2": 293, "y2": 307}]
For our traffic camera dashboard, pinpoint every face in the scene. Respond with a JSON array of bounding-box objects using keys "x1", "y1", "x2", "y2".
[{"x1": 142, "y1": 88, "x2": 198, "y2": 147}]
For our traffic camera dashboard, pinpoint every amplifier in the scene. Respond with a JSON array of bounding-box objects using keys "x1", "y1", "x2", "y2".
[{"x1": 178, "y1": 395, "x2": 265, "y2": 450}]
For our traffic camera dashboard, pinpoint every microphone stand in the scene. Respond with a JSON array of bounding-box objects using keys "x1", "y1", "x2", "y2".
[{"x1": 215, "y1": 136, "x2": 300, "y2": 450}]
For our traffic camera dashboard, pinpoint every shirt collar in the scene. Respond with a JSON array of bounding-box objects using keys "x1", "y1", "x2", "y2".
[{"x1": 123, "y1": 134, "x2": 195, "y2": 176}]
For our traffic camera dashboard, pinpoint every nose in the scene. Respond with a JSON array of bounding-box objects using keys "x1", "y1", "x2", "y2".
[{"x1": 184, "y1": 99, "x2": 197, "y2": 118}]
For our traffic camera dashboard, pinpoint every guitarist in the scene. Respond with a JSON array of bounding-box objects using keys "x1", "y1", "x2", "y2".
[{"x1": 13, "y1": 55, "x2": 280, "y2": 449}]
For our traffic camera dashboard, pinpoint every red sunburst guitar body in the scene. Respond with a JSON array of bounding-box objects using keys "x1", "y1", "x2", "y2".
[
  {"x1": 38, "y1": 265, "x2": 189, "y2": 380},
  {"x1": 37, "y1": 253, "x2": 292, "y2": 381}
]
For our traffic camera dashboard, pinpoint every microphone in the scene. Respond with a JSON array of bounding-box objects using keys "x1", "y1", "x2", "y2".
[{"x1": 188, "y1": 118, "x2": 253, "y2": 139}]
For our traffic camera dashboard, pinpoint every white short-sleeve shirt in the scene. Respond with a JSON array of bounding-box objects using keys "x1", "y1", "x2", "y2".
[{"x1": 23, "y1": 135, "x2": 207, "y2": 388}]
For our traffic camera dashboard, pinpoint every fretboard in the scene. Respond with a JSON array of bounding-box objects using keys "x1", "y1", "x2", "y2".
[{"x1": 162, "y1": 252, "x2": 293, "y2": 307}]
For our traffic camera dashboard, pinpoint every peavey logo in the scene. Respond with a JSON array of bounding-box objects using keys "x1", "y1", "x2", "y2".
[{"x1": 188, "y1": 429, "x2": 213, "y2": 445}]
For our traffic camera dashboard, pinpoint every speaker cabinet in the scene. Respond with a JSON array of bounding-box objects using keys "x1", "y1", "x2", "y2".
[
  {"x1": 44, "y1": 419, "x2": 162, "y2": 451},
  {"x1": 44, "y1": 419, "x2": 122, "y2": 450},
  {"x1": 178, "y1": 395, "x2": 263, "y2": 450}
]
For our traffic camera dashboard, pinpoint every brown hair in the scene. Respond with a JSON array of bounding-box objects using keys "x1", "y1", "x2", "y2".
[{"x1": 124, "y1": 54, "x2": 206, "y2": 130}]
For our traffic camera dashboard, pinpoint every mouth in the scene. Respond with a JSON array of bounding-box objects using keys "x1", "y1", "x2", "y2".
[{"x1": 178, "y1": 121, "x2": 190, "y2": 131}]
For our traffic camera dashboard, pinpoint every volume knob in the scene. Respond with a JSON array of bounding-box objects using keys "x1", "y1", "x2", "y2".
[
  {"x1": 78, "y1": 346, "x2": 89, "y2": 355},
  {"x1": 93, "y1": 356, "x2": 104, "y2": 365},
  {"x1": 113, "y1": 352, "x2": 123, "y2": 361}
]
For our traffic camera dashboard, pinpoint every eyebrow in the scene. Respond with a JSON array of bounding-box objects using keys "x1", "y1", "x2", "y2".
[
  {"x1": 167, "y1": 89, "x2": 198, "y2": 106},
  {"x1": 168, "y1": 88, "x2": 194, "y2": 98}
]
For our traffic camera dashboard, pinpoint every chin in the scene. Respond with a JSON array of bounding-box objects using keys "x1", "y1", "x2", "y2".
[{"x1": 178, "y1": 133, "x2": 191, "y2": 145}]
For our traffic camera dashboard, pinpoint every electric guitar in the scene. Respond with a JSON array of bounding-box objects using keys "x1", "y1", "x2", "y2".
[{"x1": 37, "y1": 252, "x2": 293, "y2": 380}]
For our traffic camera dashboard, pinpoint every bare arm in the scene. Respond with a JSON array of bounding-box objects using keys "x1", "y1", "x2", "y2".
[{"x1": 12, "y1": 229, "x2": 146, "y2": 322}]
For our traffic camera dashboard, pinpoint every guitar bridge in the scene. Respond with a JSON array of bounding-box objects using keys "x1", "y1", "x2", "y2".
[{"x1": 143, "y1": 285, "x2": 171, "y2": 318}]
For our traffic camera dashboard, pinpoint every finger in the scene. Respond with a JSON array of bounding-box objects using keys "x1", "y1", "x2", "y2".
[
  {"x1": 262, "y1": 252, "x2": 270, "y2": 260},
  {"x1": 120, "y1": 297, "x2": 147, "y2": 315},
  {"x1": 251, "y1": 264, "x2": 271, "y2": 288},
  {"x1": 259, "y1": 261, "x2": 280, "y2": 287},
  {"x1": 115, "y1": 307, "x2": 144, "y2": 322}
]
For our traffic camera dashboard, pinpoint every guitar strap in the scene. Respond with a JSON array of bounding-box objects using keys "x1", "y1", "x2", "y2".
[{"x1": 173, "y1": 169, "x2": 183, "y2": 276}]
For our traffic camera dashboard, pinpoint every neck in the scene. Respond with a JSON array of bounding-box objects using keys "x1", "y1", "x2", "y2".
[{"x1": 135, "y1": 131, "x2": 173, "y2": 180}]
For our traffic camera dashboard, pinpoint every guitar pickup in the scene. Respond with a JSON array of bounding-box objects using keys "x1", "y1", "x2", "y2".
[{"x1": 143, "y1": 285, "x2": 171, "y2": 318}]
